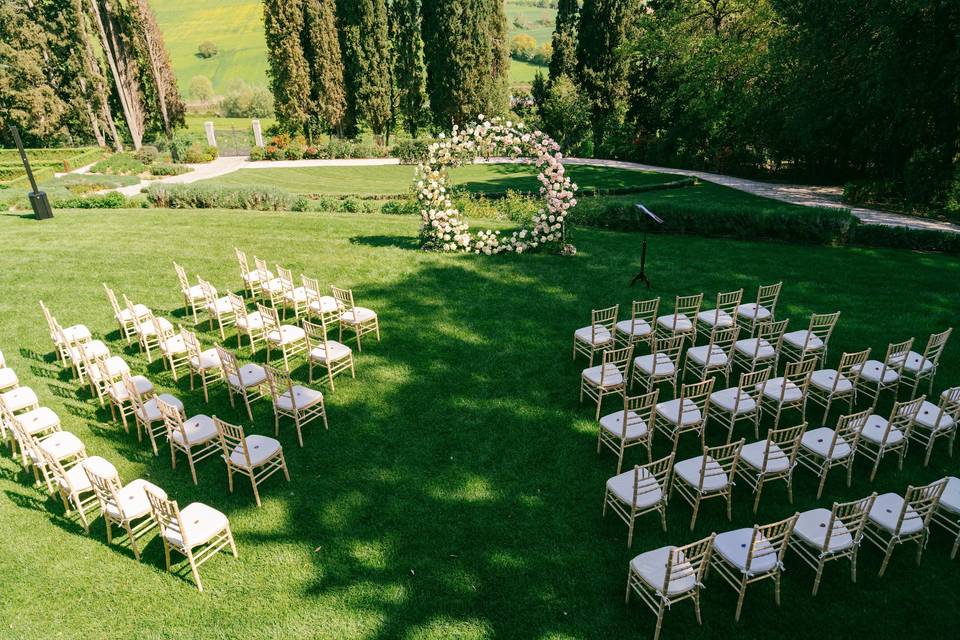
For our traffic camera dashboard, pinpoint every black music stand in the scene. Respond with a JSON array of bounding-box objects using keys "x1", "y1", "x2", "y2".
[
  {"x1": 9, "y1": 126, "x2": 53, "y2": 220},
  {"x1": 630, "y1": 203, "x2": 663, "y2": 288}
]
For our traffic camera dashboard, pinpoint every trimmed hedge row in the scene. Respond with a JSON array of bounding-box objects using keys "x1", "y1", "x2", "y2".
[{"x1": 145, "y1": 183, "x2": 306, "y2": 211}]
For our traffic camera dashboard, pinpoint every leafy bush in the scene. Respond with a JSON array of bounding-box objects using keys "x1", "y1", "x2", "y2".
[
  {"x1": 510, "y1": 34, "x2": 537, "y2": 61},
  {"x1": 146, "y1": 184, "x2": 297, "y2": 210},
  {"x1": 393, "y1": 139, "x2": 430, "y2": 164},
  {"x1": 848, "y1": 222, "x2": 960, "y2": 254},
  {"x1": 264, "y1": 145, "x2": 285, "y2": 161},
  {"x1": 249, "y1": 146, "x2": 266, "y2": 161},
  {"x1": 221, "y1": 81, "x2": 273, "y2": 118},
  {"x1": 149, "y1": 163, "x2": 190, "y2": 177},
  {"x1": 90, "y1": 153, "x2": 147, "y2": 176},
  {"x1": 134, "y1": 145, "x2": 159, "y2": 164},
  {"x1": 284, "y1": 144, "x2": 305, "y2": 160},
  {"x1": 380, "y1": 199, "x2": 421, "y2": 216},
  {"x1": 197, "y1": 41, "x2": 218, "y2": 58},
  {"x1": 55, "y1": 192, "x2": 129, "y2": 209},
  {"x1": 532, "y1": 42, "x2": 553, "y2": 66},
  {"x1": 182, "y1": 143, "x2": 219, "y2": 164},
  {"x1": 169, "y1": 134, "x2": 192, "y2": 164}
]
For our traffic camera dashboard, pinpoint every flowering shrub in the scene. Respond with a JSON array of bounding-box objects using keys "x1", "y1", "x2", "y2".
[{"x1": 415, "y1": 116, "x2": 578, "y2": 255}]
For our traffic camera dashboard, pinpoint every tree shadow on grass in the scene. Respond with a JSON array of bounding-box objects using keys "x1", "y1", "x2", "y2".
[{"x1": 349, "y1": 234, "x2": 422, "y2": 251}]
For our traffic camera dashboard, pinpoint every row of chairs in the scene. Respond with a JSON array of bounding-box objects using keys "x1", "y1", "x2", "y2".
[
  {"x1": 626, "y1": 476, "x2": 959, "y2": 640},
  {"x1": 0, "y1": 356, "x2": 238, "y2": 591}
]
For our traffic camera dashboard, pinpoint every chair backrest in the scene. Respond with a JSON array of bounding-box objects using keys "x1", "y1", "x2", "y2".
[
  {"x1": 173, "y1": 262, "x2": 192, "y2": 293},
  {"x1": 214, "y1": 416, "x2": 247, "y2": 467},
  {"x1": 755, "y1": 282, "x2": 782, "y2": 315},
  {"x1": 808, "y1": 311, "x2": 841, "y2": 345},
  {"x1": 257, "y1": 303, "x2": 280, "y2": 332},
  {"x1": 699, "y1": 438, "x2": 743, "y2": 490},
  {"x1": 37, "y1": 445, "x2": 72, "y2": 488},
  {"x1": 156, "y1": 394, "x2": 185, "y2": 439},
  {"x1": 600, "y1": 345, "x2": 633, "y2": 385},
  {"x1": 235, "y1": 248, "x2": 250, "y2": 276},
  {"x1": 744, "y1": 513, "x2": 799, "y2": 573},
  {"x1": 276, "y1": 266, "x2": 295, "y2": 293},
  {"x1": 673, "y1": 293, "x2": 702, "y2": 319},
  {"x1": 303, "y1": 319, "x2": 330, "y2": 353},
  {"x1": 214, "y1": 345, "x2": 241, "y2": 382},
  {"x1": 635, "y1": 452, "x2": 674, "y2": 507},
  {"x1": 181, "y1": 327, "x2": 203, "y2": 360},
  {"x1": 263, "y1": 363, "x2": 293, "y2": 408},
  {"x1": 197, "y1": 277, "x2": 218, "y2": 306},
  {"x1": 83, "y1": 459, "x2": 123, "y2": 516},
  {"x1": 831, "y1": 408, "x2": 871, "y2": 457},
  {"x1": 880, "y1": 338, "x2": 914, "y2": 379},
  {"x1": 763, "y1": 422, "x2": 806, "y2": 473},
  {"x1": 756, "y1": 318, "x2": 789, "y2": 353},
  {"x1": 652, "y1": 335, "x2": 686, "y2": 373},
  {"x1": 102, "y1": 283, "x2": 123, "y2": 317},
  {"x1": 822, "y1": 493, "x2": 876, "y2": 553},
  {"x1": 883, "y1": 396, "x2": 925, "y2": 444},
  {"x1": 331, "y1": 286, "x2": 355, "y2": 312},
  {"x1": 38, "y1": 300, "x2": 57, "y2": 336},
  {"x1": 124, "y1": 295, "x2": 149, "y2": 334},
  {"x1": 899, "y1": 478, "x2": 949, "y2": 534},
  {"x1": 254, "y1": 256, "x2": 271, "y2": 276},
  {"x1": 620, "y1": 389, "x2": 659, "y2": 440},
  {"x1": 941, "y1": 387, "x2": 960, "y2": 420},
  {"x1": 738, "y1": 368, "x2": 770, "y2": 404},
  {"x1": 150, "y1": 315, "x2": 173, "y2": 342},
  {"x1": 629, "y1": 297, "x2": 659, "y2": 325},
  {"x1": 679, "y1": 378, "x2": 715, "y2": 414},
  {"x1": 782, "y1": 357, "x2": 817, "y2": 401},
  {"x1": 145, "y1": 486, "x2": 187, "y2": 548},
  {"x1": 585, "y1": 304, "x2": 618, "y2": 343},
  {"x1": 302, "y1": 274, "x2": 321, "y2": 300},
  {"x1": 660, "y1": 534, "x2": 715, "y2": 596},
  {"x1": 714, "y1": 288, "x2": 743, "y2": 314},
  {"x1": 708, "y1": 325, "x2": 740, "y2": 357},
  {"x1": 921, "y1": 328, "x2": 952, "y2": 367},
  {"x1": 228, "y1": 292, "x2": 248, "y2": 320},
  {"x1": 836, "y1": 348, "x2": 871, "y2": 389},
  {"x1": 122, "y1": 372, "x2": 148, "y2": 413}
]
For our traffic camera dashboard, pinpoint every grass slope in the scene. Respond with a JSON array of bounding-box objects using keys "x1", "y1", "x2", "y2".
[
  {"x1": 206, "y1": 163, "x2": 675, "y2": 197},
  {"x1": 1, "y1": 207, "x2": 958, "y2": 639}
]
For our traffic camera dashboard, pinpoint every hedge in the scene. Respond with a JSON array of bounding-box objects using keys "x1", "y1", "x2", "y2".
[{"x1": 146, "y1": 183, "x2": 306, "y2": 211}]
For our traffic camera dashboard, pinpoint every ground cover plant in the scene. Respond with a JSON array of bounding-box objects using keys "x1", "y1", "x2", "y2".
[{"x1": 0, "y1": 206, "x2": 958, "y2": 639}]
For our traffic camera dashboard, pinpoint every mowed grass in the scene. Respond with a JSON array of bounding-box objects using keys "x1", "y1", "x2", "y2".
[
  {"x1": 206, "y1": 163, "x2": 678, "y2": 197},
  {"x1": 1, "y1": 208, "x2": 959, "y2": 639},
  {"x1": 150, "y1": 0, "x2": 268, "y2": 94}
]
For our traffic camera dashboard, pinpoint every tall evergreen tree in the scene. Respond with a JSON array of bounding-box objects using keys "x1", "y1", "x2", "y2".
[
  {"x1": 263, "y1": 0, "x2": 312, "y2": 133},
  {"x1": 389, "y1": 0, "x2": 428, "y2": 138},
  {"x1": 576, "y1": 0, "x2": 637, "y2": 148},
  {"x1": 336, "y1": 0, "x2": 392, "y2": 140},
  {"x1": 302, "y1": 0, "x2": 346, "y2": 137},
  {"x1": 486, "y1": 0, "x2": 509, "y2": 114},
  {"x1": 128, "y1": 0, "x2": 185, "y2": 139},
  {"x1": 549, "y1": 0, "x2": 579, "y2": 83}
]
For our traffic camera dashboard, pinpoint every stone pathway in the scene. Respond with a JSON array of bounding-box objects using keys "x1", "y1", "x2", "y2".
[{"x1": 104, "y1": 154, "x2": 958, "y2": 233}]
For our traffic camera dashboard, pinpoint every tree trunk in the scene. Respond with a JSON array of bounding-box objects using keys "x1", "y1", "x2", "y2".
[{"x1": 88, "y1": 0, "x2": 145, "y2": 149}]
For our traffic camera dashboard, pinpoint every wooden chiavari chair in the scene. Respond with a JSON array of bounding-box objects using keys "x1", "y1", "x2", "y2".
[
  {"x1": 598, "y1": 389, "x2": 659, "y2": 473},
  {"x1": 737, "y1": 422, "x2": 805, "y2": 512},
  {"x1": 857, "y1": 397, "x2": 924, "y2": 481},
  {"x1": 615, "y1": 298, "x2": 659, "y2": 350},
  {"x1": 808, "y1": 348, "x2": 870, "y2": 420},
  {"x1": 735, "y1": 281, "x2": 782, "y2": 336},
  {"x1": 215, "y1": 416, "x2": 290, "y2": 507},
  {"x1": 655, "y1": 293, "x2": 702, "y2": 347},
  {"x1": 782, "y1": 311, "x2": 840, "y2": 366},
  {"x1": 573, "y1": 304, "x2": 618, "y2": 366},
  {"x1": 580, "y1": 345, "x2": 632, "y2": 421},
  {"x1": 672, "y1": 439, "x2": 743, "y2": 530},
  {"x1": 303, "y1": 318, "x2": 355, "y2": 391},
  {"x1": 158, "y1": 396, "x2": 219, "y2": 485},
  {"x1": 264, "y1": 364, "x2": 328, "y2": 446},
  {"x1": 862, "y1": 478, "x2": 948, "y2": 576},
  {"x1": 696, "y1": 288, "x2": 743, "y2": 341},
  {"x1": 797, "y1": 409, "x2": 869, "y2": 499},
  {"x1": 604, "y1": 453, "x2": 674, "y2": 547}
]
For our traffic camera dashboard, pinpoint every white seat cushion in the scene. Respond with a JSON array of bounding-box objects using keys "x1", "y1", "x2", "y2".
[
  {"x1": 308, "y1": 296, "x2": 342, "y2": 315},
  {"x1": 136, "y1": 394, "x2": 183, "y2": 423},
  {"x1": 309, "y1": 341, "x2": 352, "y2": 363},
  {"x1": 854, "y1": 360, "x2": 899, "y2": 385},
  {"x1": 713, "y1": 528, "x2": 778, "y2": 574},
  {"x1": 810, "y1": 369, "x2": 853, "y2": 395},
  {"x1": 655, "y1": 398, "x2": 701, "y2": 427},
  {"x1": 616, "y1": 318, "x2": 652, "y2": 338},
  {"x1": 69, "y1": 340, "x2": 109, "y2": 362},
  {"x1": 793, "y1": 508, "x2": 854, "y2": 552},
  {"x1": 606, "y1": 467, "x2": 662, "y2": 508},
  {"x1": 15, "y1": 407, "x2": 60, "y2": 435},
  {"x1": 138, "y1": 317, "x2": 173, "y2": 336},
  {"x1": 581, "y1": 364, "x2": 624, "y2": 388},
  {"x1": 61, "y1": 324, "x2": 92, "y2": 343},
  {"x1": 237, "y1": 312, "x2": 265, "y2": 331},
  {"x1": 599, "y1": 410, "x2": 648, "y2": 441},
  {"x1": 914, "y1": 401, "x2": 955, "y2": 431},
  {"x1": 889, "y1": 351, "x2": 934, "y2": 374},
  {"x1": 857, "y1": 414, "x2": 904, "y2": 446},
  {"x1": 800, "y1": 427, "x2": 850, "y2": 460},
  {"x1": 284, "y1": 287, "x2": 309, "y2": 303},
  {"x1": 697, "y1": 309, "x2": 735, "y2": 328},
  {"x1": 268, "y1": 325, "x2": 306, "y2": 345},
  {"x1": 117, "y1": 303, "x2": 150, "y2": 322},
  {"x1": 630, "y1": 546, "x2": 697, "y2": 596},
  {"x1": 759, "y1": 377, "x2": 803, "y2": 403},
  {"x1": 163, "y1": 502, "x2": 229, "y2": 549},
  {"x1": 108, "y1": 375, "x2": 153, "y2": 402},
  {"x1": 34, "y1": 431, "x2": 84, "y2": 461},
  {"x1": 633, "y1": 352, "x2": 675, "y2": 376},
  {"x1": 869, "y1": 492, "x2": 923, "y2": 535},
  {"x1": 170, "y1": 414, "x2": 218, "y2": 446},
  {"x1": 190, "y1": 348, "x2": 222, "y2": 371},
  {"x1": 674, "y1": 455, "x2": 728, "y2": 492},
  {"x1": 184, "y1": 284, "x2": 205, "y2": 301},
  {"x1": 89, "y1": 356, "x2": 130, "y2": 383},
  {"x1": 710, "y1": 387, "x2": 756, "y2": 414},
  {"x1": 161, "y1": 335, "x2": 188, "y2": 355},
  {"x1": 686, "y1": 345, "x2": 727, "y2": 367},
  {"x1": 2, "y1": 386, "x2": 38, "y2": 413},
  {"x1": 736, "y1": 303, "x2": 771, "y2": 321},
  {"x1": 656, "y1": 313, "x2": 693, "y2": 332},
  {"x1": 783, "y1": 330, "x2": 824, "y2": 351},
  {"x1": 230, "y1": 434, "x2": 282, "y2": 469},
  {"x1": 939, "y1": 477, "x2": 960, "y2": 515},
  {"x1": 261, "y1": 278, "x2": 285, "y2": 294},
  {"x1": 0, "y1": 367, "x2": 17, "y2": 390},
  {"x1": 244, "y1": 269, "x2": 273, "y2": 284},
  {"x1": 740, "y1": 440, "x2": 790, "y2": 473},
  {"x1": 105, "y1": 479, "x2": 166, "y2": 521},
  {"x1": 734, "y1": 338, "x2": 776, "y2": 361},
  {"x1": 63, "y1": 455, "x2": 114, "y2": 493},
  {"x1": 228, "y1": 363, "x2": 268, "y2": 389},
  {"x1": 341, "y1": 307, "x2": 377, "y2": 325},
  {"x1": 574, "y1": 325, "x2": 613, "y2": 346},
  {"x1": 207, "y1": 296, "x2": 233, "y2": 315},
  {"x1": 276, "y1": 385, "x2": 324, "y2": 411}
]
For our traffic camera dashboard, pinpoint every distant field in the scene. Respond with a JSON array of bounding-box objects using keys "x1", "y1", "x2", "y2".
[
  {"x1": 150, "y1": 0, "x2": 553, "y2": 96},
  {"x1": 150, "y1": 0, "x2": 269, "y2": 95},
  {"x1": 202, "y1": 163, "x2": 673, "y2": 197}
]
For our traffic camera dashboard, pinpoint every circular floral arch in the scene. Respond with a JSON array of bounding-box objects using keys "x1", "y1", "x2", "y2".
[{"x1": 415, "y1": 116, "x2": 579, "y2": 255}]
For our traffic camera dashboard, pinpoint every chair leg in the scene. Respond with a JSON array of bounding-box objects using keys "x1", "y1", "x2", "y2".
[
  {"x1": 878, "y1": 540, "x2": 895, "y2": 577},
  {"x1": 812, "y1": 559, "x2": 825, "y2": 595},
  {"x1": 734, "y1": 578, "x2": 747, "y2": 621},
  {"x1": 187, "y1": 551, "x2": 204, "y2": 592}
]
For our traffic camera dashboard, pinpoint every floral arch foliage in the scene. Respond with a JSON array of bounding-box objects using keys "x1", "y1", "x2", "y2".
[{"x1": 415, "y1": 116, "x2": 579, "y2": 255}]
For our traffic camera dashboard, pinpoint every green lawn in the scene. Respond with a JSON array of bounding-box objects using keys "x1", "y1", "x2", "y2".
[
  {"x1": 205, "y1": 163, "x2": 680, "y2": 197},
  {"x1": 1, "y1": 206, "x2": 958, "y2": 639},
  {"x1": 509, "y1": 59, "x2": 548, "y2": 85}
]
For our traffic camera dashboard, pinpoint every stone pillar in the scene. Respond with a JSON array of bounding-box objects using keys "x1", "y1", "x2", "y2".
[
  {"x1": 252, "y1": 119, "x2": 264, "y2": 148},
  {"x1": 204, "y1": 121, "x2": 217, "y2": 147}
]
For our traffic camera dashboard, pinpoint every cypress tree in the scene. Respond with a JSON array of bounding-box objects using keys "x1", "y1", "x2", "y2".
[
  {"x1": 389, "y1": 0, "x2": 427, "y2": 138},
  {"x1": 263, "y1": 0, "x2": 312, "y2": 134},
  {"x1": 302, "y1": 0, "x2": 346, "y2": 137},
  {"x1": 486, "y1": 0, "x2": 509, "y2": 115},
  {"x1": 128, "y1": 0, "x2": 185, "y2": 139},
  {"x1": 549, "y1": 0, "x2": 579, "y2": 83},
  {"x1": 336, "y1": 0, "x2": 392, "y2": 141}
]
